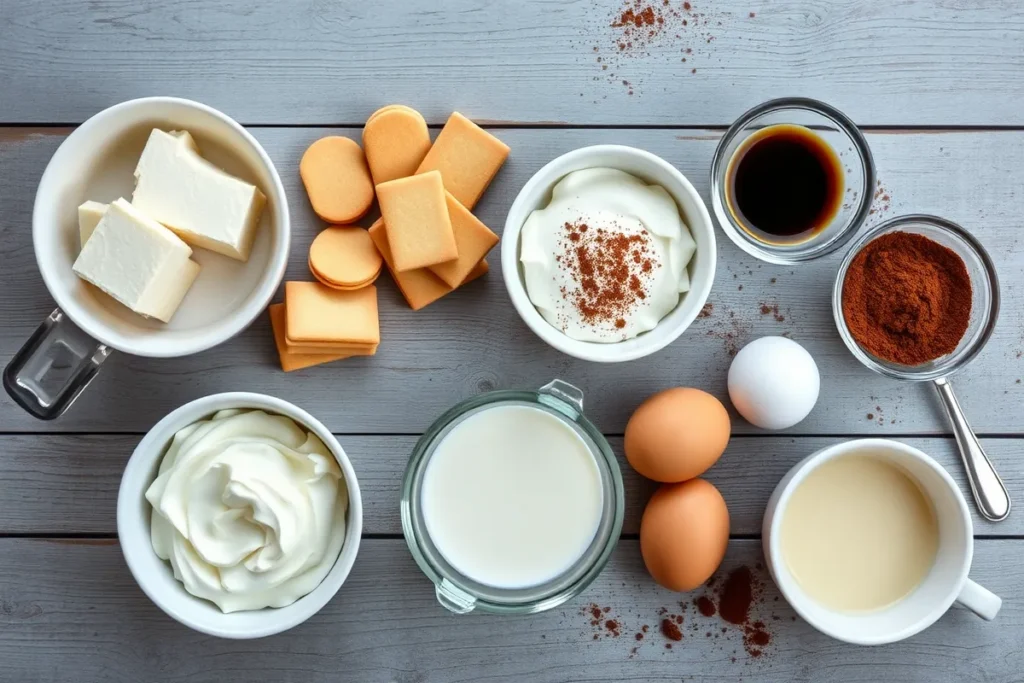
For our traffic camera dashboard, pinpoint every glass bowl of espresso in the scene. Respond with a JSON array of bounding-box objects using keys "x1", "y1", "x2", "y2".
[{"x1": 710, "y1": 98, "x2": 875, "y2": 264}]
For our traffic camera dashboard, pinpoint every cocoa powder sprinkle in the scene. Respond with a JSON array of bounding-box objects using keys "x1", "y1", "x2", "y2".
[
  {"x1": 661, "y1": 618, "x2": 683, "y2": 641},
  {"x1": 555, "y1": 220, "x2": 659, "y2": 338},
  {"x1": 696, "y1": 595, "x2": 716, "y2": 617}
]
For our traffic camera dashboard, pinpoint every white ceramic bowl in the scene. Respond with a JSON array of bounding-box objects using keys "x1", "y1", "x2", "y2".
[
  {"x1": 117, "y1": 393, "x2": 363, "y2": 639},
  {"x1": 33, "y1": 96, "x2": 290, "y2": 357},
  {"x1": 501, "y1": 145, "x2": 716, "y2": 362}
]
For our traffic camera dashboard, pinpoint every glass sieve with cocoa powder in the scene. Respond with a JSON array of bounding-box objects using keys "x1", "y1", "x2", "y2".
[{"x1": 832, "y1": 214, "x2": 1009, "y2": 522}]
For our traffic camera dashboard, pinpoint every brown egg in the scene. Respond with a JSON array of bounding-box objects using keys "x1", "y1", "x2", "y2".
[
  {"x1": 640, "y1": 479, "x2": 730, "y2": 592},
  {"x1": 624, "y1": 387, "x2": 730, "y2": 482}
]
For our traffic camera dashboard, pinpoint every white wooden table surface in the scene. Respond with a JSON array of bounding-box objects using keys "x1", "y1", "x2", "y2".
[{"x1": 2, "y1": 1, "x2": 1024, "y2": 681}]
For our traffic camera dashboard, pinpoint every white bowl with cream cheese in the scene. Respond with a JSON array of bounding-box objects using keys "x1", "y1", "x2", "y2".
[
  {"x1": 502, "y1": 145, "x2": 716, "y2": 362},
  {"x1": 3, "y1": 97, "x2": 290, "y2": 420},
  {"x1": 117, "y1": 392, "x2": 362, "y2": 638},
  {"x1": 31, "y1": 98, "x2": 288, "y2": 358}
]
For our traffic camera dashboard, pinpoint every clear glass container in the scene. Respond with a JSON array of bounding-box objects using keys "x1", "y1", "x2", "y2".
[
  {"x1": 710, "y1": 97, "x2": 875, "y2": 264},
  {"x1": 832, "y1": 214, "x2": 1000, "y2": 382},
  {"x1": 400, "y1": 379, "x2": 624, "y2": 614},
  {"x1": 831, "y1": 214, "x2": 1009, "y2": 523}
]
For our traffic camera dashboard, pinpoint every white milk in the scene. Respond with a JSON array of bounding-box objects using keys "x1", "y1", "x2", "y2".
[{"x1": 421, "y1": 404, "x2": 604, "y2": 589}]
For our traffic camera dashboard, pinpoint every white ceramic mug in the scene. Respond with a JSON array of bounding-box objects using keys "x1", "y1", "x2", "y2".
[
  {"x1": 3, "y1": 97, "x2": 290, "y2": 420},
  {"x1": 763, "y1": 438, "x2": 1001, "y2": 645}
]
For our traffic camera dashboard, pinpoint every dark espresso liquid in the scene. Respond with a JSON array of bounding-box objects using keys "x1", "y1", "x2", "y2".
[{"x1": 727, "y1": 124, "x2": 843, "y2": 242}]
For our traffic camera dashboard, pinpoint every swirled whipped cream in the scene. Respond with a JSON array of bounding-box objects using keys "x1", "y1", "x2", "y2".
[{"x1": 145, "y1": 409, "x2": 348, "y2": 613}]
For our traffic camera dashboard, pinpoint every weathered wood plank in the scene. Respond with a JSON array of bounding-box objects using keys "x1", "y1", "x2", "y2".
[
  {"x1": 2, "y1": 434, "x2": 1020, "y2": 536},
  {"x1": 2, "y1": 128, "x2": 1022, "y2": 434},
  {"x1": 0, "y1": 538, "x2": 1020, "y2": 682},
  {"x1": 2, "y1": 1, "x2": 1023, "y2": 126}
]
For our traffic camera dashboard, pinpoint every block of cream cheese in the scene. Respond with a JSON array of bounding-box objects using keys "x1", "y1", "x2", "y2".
[
  {"x1": 132, "y1": 129, "x2": 266, "y2": 261},
  {"x1": 72, "y1": 198, "x2": 200, "y2": 322},
  {"x1": 78, "y1": 200, "x2": 108, "y2": 247}
]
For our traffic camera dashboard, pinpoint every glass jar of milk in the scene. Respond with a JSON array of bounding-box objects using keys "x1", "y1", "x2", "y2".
[{"x1": 401, "y1": 379, "x2": 624, "y2": 614}]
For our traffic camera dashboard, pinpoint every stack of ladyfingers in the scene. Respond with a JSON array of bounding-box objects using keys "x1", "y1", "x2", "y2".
[{"x1": 270, "y1": 106, "x2": 508, "y2": 372}]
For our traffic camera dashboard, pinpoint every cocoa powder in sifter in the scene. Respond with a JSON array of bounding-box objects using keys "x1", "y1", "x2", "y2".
[{"x1": 842, "y1": 232, "x2": 972, "y2": 365}]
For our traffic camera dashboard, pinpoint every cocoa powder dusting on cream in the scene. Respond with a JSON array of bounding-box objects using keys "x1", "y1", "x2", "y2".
[{"x1": 555, "y1": 220, "x2": 659, "y2": 339}]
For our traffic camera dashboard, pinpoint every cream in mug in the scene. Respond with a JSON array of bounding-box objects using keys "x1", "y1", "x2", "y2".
[
  {"x1": 780, "y1": 454, "x2": 939, "y2": 612},
  {"x1": 420, "y1": 404, "x2": 604, "y2": 589},
  {"x1": 146, "y1": 409, "x2": 348, "y2": 613}
]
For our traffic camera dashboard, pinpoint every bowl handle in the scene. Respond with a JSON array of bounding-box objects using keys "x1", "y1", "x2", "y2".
[
  {"x1": 3, "y1": 308, "x2": 111, "y2": 420},
  {"x1": 538, "y1": 379, "x2": 585, "y2": 419},
  {"x1": 435, "y1": 579, "x2": 476, "y2": 614}
]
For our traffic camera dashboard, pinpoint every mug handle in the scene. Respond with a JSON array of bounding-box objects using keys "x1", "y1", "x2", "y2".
[
  {"x1": 3, "y1": 308, "x2": 112, "y2": 420},
  {"x1": 956, "y1": 578, "x2": 1002, "y2": 620}
]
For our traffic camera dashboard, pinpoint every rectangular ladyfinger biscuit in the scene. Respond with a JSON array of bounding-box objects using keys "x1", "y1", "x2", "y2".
[
  {"x1": 428, "y1": 192, "x2": 499, "y2": 288},
  {"x1": 376, "y1": 170, "x2": 458, "y2": 272},
  {"x1": 414, "y1": 112, "x2": 509, "y2": 210},
  {"x1": 368, "y1": 220, "x2": 487, "y2": 311},
  {"x1": 268, "y1": 304, "x2": 355, "y2": 372},
  {"x1": 285, "y1": 342, "x2": 378, "y2": 355},
  {"x1": 284, "y1": 281, "x2": 380, "y2": 346}
]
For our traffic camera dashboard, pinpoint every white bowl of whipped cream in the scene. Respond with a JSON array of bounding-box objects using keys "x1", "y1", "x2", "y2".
[
  {"x1": 117, "y1": 392, "x2": 362, "y2": 638},
  {"x1": 502, "y1": 145, "x2": 716, "y2": 362}
]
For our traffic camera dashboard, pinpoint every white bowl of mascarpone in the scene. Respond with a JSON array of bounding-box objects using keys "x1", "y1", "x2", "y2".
[
  {"x1": 117, "y1": 392, "x2": 362, "y2": 638},
  {"x1": 502, "y1": 145, "x2": 716, "y2": 362}
]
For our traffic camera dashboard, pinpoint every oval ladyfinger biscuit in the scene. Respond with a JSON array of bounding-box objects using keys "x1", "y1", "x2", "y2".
[
  {"x1": 366, "y1": 104, "x2": 421, "y2": 126},
  {"x1": 366, "y1": 104, "x2": 426, "y2": 128},
  {"x1": 300, "y1": 137, "x2": 374, "y2": 223},
  {"x1": 308, "y1": 225, "x2": 384, "y2": 288},
  {"x1": 309, "y1": 257, "x2": 381, "y2": 290},
  {"x1": 363, "y1": 105, "x2": 432, "y2": 185}
]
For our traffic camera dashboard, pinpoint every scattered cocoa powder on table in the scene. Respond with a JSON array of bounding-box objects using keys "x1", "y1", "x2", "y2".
[
  {"x1": 704, "y1": 566, "x2": 774, "y2": 659},
  {"x1": 661, "y1": 618, "x2": 683, "y2": 641},
  {"x1": 719, "y1": 566, "x2": 754, "y2": 625},
  {"x1": 584, "y1": 0, "x2": 758, "y2": 95},
  {"x1": 576, "y1": 569, "x2": 779, "y2": 661},
  {"x1": 695, "y1": 595, "x2": 716, "y2": 617}
]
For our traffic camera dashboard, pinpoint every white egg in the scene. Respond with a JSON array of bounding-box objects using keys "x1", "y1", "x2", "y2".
[{"x1": 728, "y1": 336, "x2": 820, "y2": 430}]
